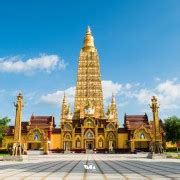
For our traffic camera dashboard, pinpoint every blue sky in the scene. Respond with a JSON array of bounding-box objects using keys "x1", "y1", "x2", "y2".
[{"x1": 0, "y1": 0, "x2": 180, "y2": 126}]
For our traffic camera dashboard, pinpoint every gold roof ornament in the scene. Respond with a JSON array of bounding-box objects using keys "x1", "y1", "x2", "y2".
[
  {"x1": 150, "y1": 96, "x2": 159, "y2": 113},
  {"x1": 83, "y1": 26, "x2": 95, "y2": 50},
  {"x1": 85, "y1": 99, "x2": 93, "y2": 109},
  {"x1": 62, "y1": 92, "x2": 67, "y2": 105},
  {"x1": 107, "y1": 104, "x2": 111, "y2": 115},
  {"x1": 111, "y1": 93, "x2": 116, "y2": 104}
]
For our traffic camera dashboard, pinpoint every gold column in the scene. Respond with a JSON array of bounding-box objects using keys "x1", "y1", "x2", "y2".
[
  {"x1": 72, "y1": 128, "x2": 75, "y2": 149},
  {"x1": 95, "y1": 124, "x2": 98, "y2": 149},
  {"x1": 13, "y1": 93, "x2": 24, "y2": 156},
  {"x1": 149, "y1": 96, "x2": 164, "y2": 154},
  {"x1": 14, "y1": 93, "x2": 24, "y2": 142},
  {"x1": 150, "y1": 96, "x2": 160, "y2": 141},
  {"x1": 44, "y1": 141, "x2": 49, "y2": 154},
  {"x1": 81, "y1": 124, "x2": 84, "y2": 149}
]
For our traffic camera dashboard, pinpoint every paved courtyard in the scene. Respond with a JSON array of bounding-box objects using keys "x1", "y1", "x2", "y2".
[{"x1": 0, "y1": 153, "x2": 180, "y2": 180}]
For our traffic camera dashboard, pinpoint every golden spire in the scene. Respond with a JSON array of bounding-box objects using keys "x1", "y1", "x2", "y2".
[
  {"x1": 83, "y1": 26, "x2": 95, "y2": 50},
  {"x1": 74, "y1": 27, "x2": 104, "y2": 118},
  {"x1": 63, "y1": 92, "x2": 67, "y2": 104},
  {"x1": 87, "y1": 26, "x2": 91, "y2": 33},
  {"x1": 110, "y1": 94, "x2": 118, "y2": 122},
  {"x1": 111, "y1": 93, "x2": 116, "y2": 104},
  {"x1": 61, "y1": 92, "x2": 68, "y2": 121}
]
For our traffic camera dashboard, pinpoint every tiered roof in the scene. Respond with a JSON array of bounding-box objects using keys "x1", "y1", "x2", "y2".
[
  {"x1": 6, "y1": 122, "x2": 28, "y2": 136},
  {"x1": 124, "y1": 114, "x2": 149, "y2": 130},
  {"x1": 6, "y1": 115, "x2": 56, "y2": 136},
  {"x1": 29, "y1": 115, "x2": 55, "y2": 130}
]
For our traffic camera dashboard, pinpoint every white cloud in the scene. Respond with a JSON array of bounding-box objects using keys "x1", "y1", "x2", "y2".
[
  {"x1": 134, "y1": 80, "x2": 180, "y2": 111},
  {"x1": 58, "y1": 59, "x2": 68, "y2": 69},
  {"x1": 40, "y1": 80, "x2": 125, "y2": 106},
  {"x1": 39, "y1": 80, "x2": 140, "y2": 112},
  {"x1": 118, "y1": 101, "x2": 128, "y2": 107},
  {"x1": 35, "y1": 78, "x2": 180, "y2": 116},
  {"x1": 154, "y1": 77, "x2": 161, "y2": 82},
  {"x1": 102, "y1": 80, "x2": 122, "y2": 99},
  {"x1": 0, "y1": 54, "x2": 67, "y2": 74},
  {"x1": 124, "y1": 83, "x2": 131, "y2": 89},
  {"x1": 135, "y1": 89, "x2": 154, "y2": 104},
  {"x1": 40, "y1": 87, "x2": 75, "y2": 106}
]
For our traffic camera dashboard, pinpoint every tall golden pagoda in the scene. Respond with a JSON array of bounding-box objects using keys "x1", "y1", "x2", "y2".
[
  {"x1": 60, "y1": 27, "x2": 119, "y2": 152},
  {"x1": 74, "y1": 26, "x2": 104, "y2": 119}
]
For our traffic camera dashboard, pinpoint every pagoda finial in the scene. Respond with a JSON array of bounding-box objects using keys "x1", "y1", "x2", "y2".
[
  {"x1": 86, "y1": 26, "x2": 91, "y2": 34},
  {"x1": 111, "y1": 93, "x2": 116, "y2": 104},
  {"x1": 83, "y1": 26, "x2": 94, "y2": 49},
  {"x1": 63, "y1": 92, "x2": 67, "y2": 104},
  {"x1": 61, "y1": 92, "x2": 69, "y2": 121}
]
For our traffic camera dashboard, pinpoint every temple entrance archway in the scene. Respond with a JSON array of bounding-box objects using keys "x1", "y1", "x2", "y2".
[
  {"x1": 85, "y1": 140, "x2": 94, "y2": 150},
  {"x1": 130, "y1": 126, "x2": 153, "y2": 152},
  {"x1": 64, "y1": 141, "x2": 71, "y2": 151},
  {"x1": 63, "y1": 133, "x2": 72, "y2": 152},
  {"x1": 107, "y1": 132, "x2": 116, "y2": 152},
  {"x1": 26, "y1": 128, "x2": 49, "y2": 154},
  {"x1": 84, "y1": 130, "x2": 95, "y2": 153},
  {"x1": 28, "y1": 142, "x2": 42, "y2": 150}
]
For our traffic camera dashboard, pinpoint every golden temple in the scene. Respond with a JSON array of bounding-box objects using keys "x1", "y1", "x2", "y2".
[{"x1": 1, "y1": 27, "x2": 165, "y2": 154}]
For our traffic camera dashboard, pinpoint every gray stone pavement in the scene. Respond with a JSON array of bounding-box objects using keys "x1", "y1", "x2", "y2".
[{"x1": 0, "y1": 153, "x2": 180, "y2": 180}]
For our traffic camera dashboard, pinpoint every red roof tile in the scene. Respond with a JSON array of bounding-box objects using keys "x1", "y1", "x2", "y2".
[
  {"x1": 52, "y1": 128, "x2": 61, "y2": 134},
  {"x1": 124, "y1": 114, "x2": 149, "y2": 130},
  {"x1": 29, "y1": 115, "x2": 55, "y2": 129}
]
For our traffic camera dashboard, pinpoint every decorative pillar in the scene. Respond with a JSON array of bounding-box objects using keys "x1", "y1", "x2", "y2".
[
  {"x1": 95, "y1": 124, "x2": 98, "y2": 149},
  {"x1": 12, "y1": 93, "x2": 24, "y2": 156},
  {"x1": 81, "y1": 124, "x2": 84, "y2": 150},
  {"x1": 72, "y1": 128, "x2": 75, "y2": 149},
  {"x1": 105, "y1": 131, "x2": 107, "y2": 149},
  {"x1": 150, "y1": 96, "x2": 160, "y2": 140},
  {"x1": 44, "y1": 141, "x2": 49, "y2": 154},
  {"x1": 149, "y1": 96, "x2": 164, "y2": 154}
]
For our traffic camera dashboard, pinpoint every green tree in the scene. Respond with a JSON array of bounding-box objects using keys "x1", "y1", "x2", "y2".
[
  {"x1": 164, "y1": 116, "x2": 180, "y2": 153},
  {"x1": 0, "y1": 117, "x2": 11, "y2": 140}
]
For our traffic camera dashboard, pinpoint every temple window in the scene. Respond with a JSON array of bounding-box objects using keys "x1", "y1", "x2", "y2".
[
  {"x1": 108, "y1": 133, "x2": 114, "y2": 140},
  {"x1": 76, "y1": 138, "x2": 81, "y2": 148},
  {"x1": 107, "y1": 124, "x2": 114, "y2": 130},
  {"x1": 98, "y1": 138, "x2": 103, "y2": 148},
  {"x1": 34, "y1": 130, "x2": 39, "y2": 140},
  {"x1": 66, "y1": 134, "x2": 71, "y2": 140},
  {"x1": 140, "y1": 132, "x2": 145, "y2": 139},
  {"x1": 65, "y1": 124, "x2": 72, "y2": 131},
  {"x1": 85, "y1": 119, "x2": 94, "y2": 126},
  {"x1": 85, "y1": 131, "x2": 94, "y2": 139},
  {"x1": 34, "y1": 134, "x2": 38, "y2": 140}
]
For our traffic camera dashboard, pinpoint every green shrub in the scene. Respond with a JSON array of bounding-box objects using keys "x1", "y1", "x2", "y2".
[{"x1": 0, "y1": 148, "x2": 8, "y2": 154}]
